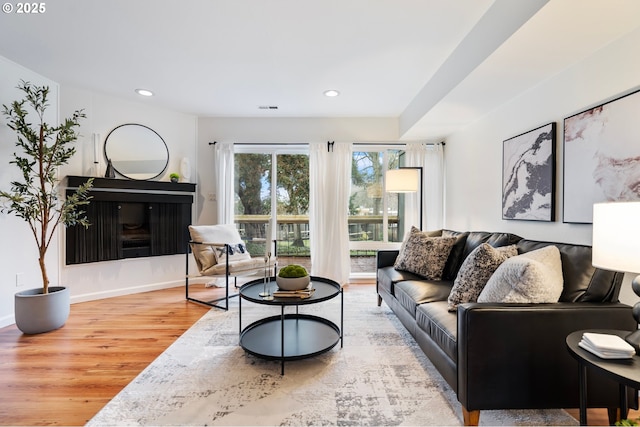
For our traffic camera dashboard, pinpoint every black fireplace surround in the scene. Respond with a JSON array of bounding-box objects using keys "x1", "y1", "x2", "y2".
[{"x1": 65, "y1": 176, "x2": 195, "y2": 265}]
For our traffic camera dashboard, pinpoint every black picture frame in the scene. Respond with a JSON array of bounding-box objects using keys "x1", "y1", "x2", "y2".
[
  {"x1": 502, "y1": 122, "x2": 556, "y2": 221},
  {"x1": 563, "y1": 89, "x2": 640, "y2": 223}
]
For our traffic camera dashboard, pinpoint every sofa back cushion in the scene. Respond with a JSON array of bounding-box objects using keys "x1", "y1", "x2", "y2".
[
  {"x1": 442, "y1": 230, "x2": 522, "y2": 279},
  {"x1": 440, "y1": 230, "x2": 469, "y2": 280},
  {"x1": 516, "y1": 239, "x2": 624, "y2": 302}
]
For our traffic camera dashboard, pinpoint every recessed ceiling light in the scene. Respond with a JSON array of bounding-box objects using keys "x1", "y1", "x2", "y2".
[
  {"x1": 135, "y1": 88, "x2": 154, "y2": 97},
  {"x1": 324, "y1": 89, "x2": 340, "y2": 97}
]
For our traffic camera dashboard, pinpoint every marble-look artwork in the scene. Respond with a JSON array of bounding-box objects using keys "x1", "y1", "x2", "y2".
[
  {"x1": 502, "y1": 123, "x2": 556, "y2": 221},
  {"x1": 564, "y1": 89, "x2": 640, "y2": 223}
]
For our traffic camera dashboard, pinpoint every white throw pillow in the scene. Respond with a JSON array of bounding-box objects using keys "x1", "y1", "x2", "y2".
[{"x1": 478, "y1": 245, "x2": 563, "y2": 304}]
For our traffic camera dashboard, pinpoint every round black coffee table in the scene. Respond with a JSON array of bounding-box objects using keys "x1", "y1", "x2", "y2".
[{"x1": 239, "y1": 276, "x2": 343, "y2": 375}]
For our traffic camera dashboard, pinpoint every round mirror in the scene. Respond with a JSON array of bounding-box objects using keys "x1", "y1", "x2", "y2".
[{"x1": 104, "y1": 124, "x2": 169, "y2": 180}]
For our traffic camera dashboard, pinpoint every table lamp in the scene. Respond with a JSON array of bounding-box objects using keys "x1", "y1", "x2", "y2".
[
  {"x1": 386, "y1": 167, "x2": 423, "y2": 230},
  {"x1": 592, "y1": 201, "x2": 640, "y2": 352}
]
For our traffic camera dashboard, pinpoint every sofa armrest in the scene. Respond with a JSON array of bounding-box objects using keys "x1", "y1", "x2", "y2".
[
  {"x1": 377, "y1": 250, "x2": 399, "y2": 268},
  {"x1": 457, "y1": 302, "x2": 636, "y2": 411}
]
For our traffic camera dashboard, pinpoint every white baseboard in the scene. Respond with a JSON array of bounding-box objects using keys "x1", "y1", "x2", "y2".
[
  {"x1": 0, "y1": 314, "x2": 15, "y2": 329},
  {"x1": 70, "y1": 280, "x2": 183, "y2": 304},
  {"x1": 0, "y1": 280, "x2": 184, "y2": 330}
]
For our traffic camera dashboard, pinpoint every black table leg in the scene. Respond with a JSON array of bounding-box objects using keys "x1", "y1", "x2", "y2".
[
  {"x1": 621, "y1": 383, "x2": 628, "y2": 422},
  {"x1": 579, "y1": 363, "x2": 588, "y2": 426},
  {"x1": 281, "y1": 305, "x2": 285, "y2": 375},
  {"x1": 340, "y1": 288, "x2": 344, "y2": 348}
]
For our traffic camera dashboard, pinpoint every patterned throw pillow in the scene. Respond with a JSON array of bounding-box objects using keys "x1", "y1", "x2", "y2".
[
  {"x1": 215, "y1": 242, "x2": 250, "y2": 264},
  {"x1": 478, "y1": 245, "x2": 563, "y2": 304},
  {"x1": 447, "y1": 243, "x2": 518, "y2": 311},
  {"x1": 394, "y1": 227, "x2": 457, "y2": 280}
]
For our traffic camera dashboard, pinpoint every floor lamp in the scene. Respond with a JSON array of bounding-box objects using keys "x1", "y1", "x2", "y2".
[
  {"x1": 386, "y1": 167, "x2": 423, "y2": 230},
  {"x1": 592, "y1": 201, "x2": 640, "y2": 353}
]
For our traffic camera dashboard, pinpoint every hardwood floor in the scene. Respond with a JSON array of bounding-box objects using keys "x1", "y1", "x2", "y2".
[
  {"x1": 0, "y1": 285, "x2": 210, "y2": 426},
  {"x1": 0, "y1": 282, "x2": 634, "y2": 426}
]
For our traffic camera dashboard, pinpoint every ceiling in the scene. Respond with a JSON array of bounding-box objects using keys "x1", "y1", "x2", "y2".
[{"x1": 1, "y1": 0, "x2": 639, "y2": 141}]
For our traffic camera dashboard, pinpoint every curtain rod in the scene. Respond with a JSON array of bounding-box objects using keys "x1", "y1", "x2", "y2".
[{"x1": 209, "y1": 141, "x2": 445, "y2": 146}]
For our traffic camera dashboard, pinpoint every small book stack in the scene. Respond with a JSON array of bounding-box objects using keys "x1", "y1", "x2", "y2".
[
  {"x1": 272, "y1": 287, "x2": 315, "y2": 299},
  {"x1": 578, "y1": 332, "x2": 636, "y2": 359}
]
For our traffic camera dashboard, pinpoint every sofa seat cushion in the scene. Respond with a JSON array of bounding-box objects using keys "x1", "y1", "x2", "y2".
[
  {"x1": 377, "y1": 266, "x2": 424, "y2": 297},
  {"x1": 416, "y1": 301, "x2": 457, "y2": 362},
  {"x1": 395, "y1": 280, "x2": 453, "y2": 317}
]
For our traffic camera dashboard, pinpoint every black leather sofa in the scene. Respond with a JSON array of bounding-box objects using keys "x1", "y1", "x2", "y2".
[{"x1": 376, "y1": 229, "x2": 637, "y2": 426}]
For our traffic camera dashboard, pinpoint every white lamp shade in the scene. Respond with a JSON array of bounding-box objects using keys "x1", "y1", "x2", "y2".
[
  {"x1": 592, "y1": 201, "x2": 640, "y2": 273},
  {"x1": 386, "y1": 168, "x2": 419, "y2": 193}
]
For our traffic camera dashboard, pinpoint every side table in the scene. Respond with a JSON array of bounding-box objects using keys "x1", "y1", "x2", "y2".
[{"x1": 566, "y1": 329, "x2": 640, "y2": 426}]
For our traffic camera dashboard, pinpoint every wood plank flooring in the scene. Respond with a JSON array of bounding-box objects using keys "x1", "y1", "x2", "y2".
[
  {"x1": 0, "y1": 282, "x2": 632, "y2": 426},
  {"x1": 0, "y1": 285, "x2": 210, "y2": 426}
]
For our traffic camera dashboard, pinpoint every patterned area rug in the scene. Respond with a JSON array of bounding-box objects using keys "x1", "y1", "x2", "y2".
[{"x1": 88, "y1": 286, "x2": 577, "y2": 426}]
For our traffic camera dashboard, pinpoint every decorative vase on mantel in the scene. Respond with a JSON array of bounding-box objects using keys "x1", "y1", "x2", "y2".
[{"x1": 105, "y1": 159, "x2": 116, "y2": 178}]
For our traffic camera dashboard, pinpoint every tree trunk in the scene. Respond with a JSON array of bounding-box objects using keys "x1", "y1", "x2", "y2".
[{"x1": 39, "y1": 254, "x2": 49, "y2": 294}]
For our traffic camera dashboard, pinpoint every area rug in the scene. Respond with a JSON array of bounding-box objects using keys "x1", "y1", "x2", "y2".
[{"x1": 88, "y1": 286, "x2": 577, "y2": 426}]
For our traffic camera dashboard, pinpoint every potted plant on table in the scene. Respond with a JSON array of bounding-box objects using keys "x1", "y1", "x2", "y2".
[
  {"x1": 276, "y1": 264, "x2": 310, "y2": 291},
  {"x1": 0, "y1": 80, "x2": 93, "y2": 334}
]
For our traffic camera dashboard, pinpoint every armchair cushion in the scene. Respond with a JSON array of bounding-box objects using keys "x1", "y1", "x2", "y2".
[
  {"x1": 188, "y1": 224, "x2": 251, "y2": 274},
  {"x1": 479, "y1": 245, "x2": 563, "y2": 303}
]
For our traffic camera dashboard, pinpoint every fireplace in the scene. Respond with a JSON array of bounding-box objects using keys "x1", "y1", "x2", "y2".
[{"x1": 65, "y1": 176, "x2": 195, "y2": 264}]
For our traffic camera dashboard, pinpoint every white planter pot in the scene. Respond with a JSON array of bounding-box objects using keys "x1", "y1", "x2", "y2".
[
  {"x1": 14, "y1": 286, "x2": 70, "y2": 335},
  {"x1": 275, "y1": 275, "x2": 311, "y2": 291}
]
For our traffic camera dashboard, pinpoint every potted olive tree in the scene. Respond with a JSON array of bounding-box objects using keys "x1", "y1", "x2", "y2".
[{"x1": 1, "y1": 81, "x2": 93, "y2": 334}]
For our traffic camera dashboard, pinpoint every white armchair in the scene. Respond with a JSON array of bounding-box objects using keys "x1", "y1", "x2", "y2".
[{"x1": 186, "y1": 224, "x2": 275, "y2": 310}]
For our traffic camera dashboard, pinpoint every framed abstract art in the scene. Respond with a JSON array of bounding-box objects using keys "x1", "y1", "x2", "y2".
[
  {"x1": 563, "y1": 89, "x2": 640, "y2": 223},
  {"x1": 502, "y1": 122, "x2": 556, "y2": 221}
]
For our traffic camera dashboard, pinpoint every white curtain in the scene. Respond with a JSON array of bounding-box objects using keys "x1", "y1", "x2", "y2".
[
  {"x1": 405, "y1": 143, "x2": 445, "y2": 232},
  {"x1": 214, "y1": 142, "x2": 234, "y2": 224},
  {"x1": 309, "y1": 142, "x2": 352, "y2": 285}
]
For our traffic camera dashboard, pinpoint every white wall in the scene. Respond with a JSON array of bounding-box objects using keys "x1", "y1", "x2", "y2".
[
  {"x1": 196, "y1": 117, "x2": 400, "y2": 224},
  {"x1": 443, "y1": 27, "x2": 640, "y2": 305},
  {"x1": 0, "y1": 57, "x2": 59, "y2": 328},
  {"x1": 0, "y1": 56, "x2": 198, "y2": 328}
]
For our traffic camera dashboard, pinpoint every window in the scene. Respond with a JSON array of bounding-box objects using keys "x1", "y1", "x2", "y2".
[
  {"x1": 235, "y1": 146, "x2": 310, "y2": 271},
  {"x1": 234, "y1": 144, "x2": 410, "y2": 278},
  {"x1": 350, "y1": 147, "x2": 406, "y2": 275}
]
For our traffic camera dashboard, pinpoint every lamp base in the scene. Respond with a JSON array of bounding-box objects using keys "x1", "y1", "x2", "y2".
[{"x1": 627, "y1": 275, "x2": 640, "y2": 354}]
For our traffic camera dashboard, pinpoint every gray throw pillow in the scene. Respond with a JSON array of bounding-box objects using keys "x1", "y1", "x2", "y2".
[
  {"x1": 394, "y1": 227, "x2": 456, "y2": 280},
  {"x1": 447, "y1": 243, "x2": 518, "y2": 311}
]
